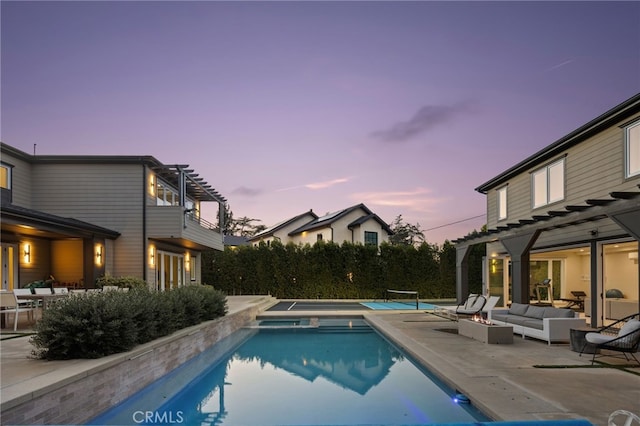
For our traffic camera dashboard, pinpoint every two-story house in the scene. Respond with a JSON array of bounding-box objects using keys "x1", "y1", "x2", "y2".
[
  {"x1": 248, "y1": 204, "x2": 393, "y2": 247},
  {"x1": 454, "y1": 93, "x2": 640, "y2": 327},
  {"x1": 0, "y1": 143, "x2": 226, "y2": 291}
]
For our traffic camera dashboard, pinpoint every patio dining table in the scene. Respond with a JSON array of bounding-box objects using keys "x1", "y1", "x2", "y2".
[{"x1": 19, "y1": 293, "x2": 68, "y2": 310}]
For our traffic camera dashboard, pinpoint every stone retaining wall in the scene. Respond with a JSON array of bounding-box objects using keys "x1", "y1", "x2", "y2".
[{"x1": 1, "y1": 301, "x2": 268, "y2": 425}]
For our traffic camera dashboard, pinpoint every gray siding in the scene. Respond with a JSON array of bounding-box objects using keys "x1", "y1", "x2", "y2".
[
  {"x1": 487, "y1": 111, "x2": 640, "y2": 231},
  {"x1": 31, "y1": 163, "x2": 145, "y2": 277},
  {"x1": 2, "y1": 151, "x2": 33, "y2": 208}
]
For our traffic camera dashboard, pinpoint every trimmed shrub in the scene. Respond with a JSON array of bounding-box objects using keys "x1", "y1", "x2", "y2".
[
  {"x1": 31, "y1": 286, "x2": 228, "y2": 360},
  {"x1": 31, "y1": 291, "x2": 138, "y2": 359},
  {"x1": 95, "y1": 275, "x2": 147, "y2": 289}
]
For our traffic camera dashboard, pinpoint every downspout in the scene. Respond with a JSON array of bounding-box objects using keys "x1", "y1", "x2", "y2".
[{"x1": 142, "y1": 165, "x2": 147, "y2": 281}]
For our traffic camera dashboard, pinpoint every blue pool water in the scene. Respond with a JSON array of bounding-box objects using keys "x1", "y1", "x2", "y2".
[{"x1": 88, "y1": 319, "x2": 490, "y2": 425}]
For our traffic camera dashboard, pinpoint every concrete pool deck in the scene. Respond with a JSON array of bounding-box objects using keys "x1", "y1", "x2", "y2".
[{"x1": 2, "y1": 296, "x2": 639, "y2": 425}]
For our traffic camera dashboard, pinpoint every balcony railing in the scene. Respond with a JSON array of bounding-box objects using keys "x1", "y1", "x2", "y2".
[{"x1": 186, "y1": 212, "x2": 220, "y2": 232}]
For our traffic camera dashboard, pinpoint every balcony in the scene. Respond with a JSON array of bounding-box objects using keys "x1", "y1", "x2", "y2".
[{"x1": 147, "y1": 206, "x2": 223, "y2": 250}]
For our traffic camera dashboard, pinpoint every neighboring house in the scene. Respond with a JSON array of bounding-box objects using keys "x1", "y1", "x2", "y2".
[
  {"x1": 248, "y1": 209, "x2": 318, "y2": 246},
  {"x1": 248, "y1": 204, "x2": 393, "y2": 247},
  {"x1": 454, "y1": 93, "x2": 640, "y2": 327},
  {"x1": 0, "y1": 143, "x2": 226, "y2": 291}
]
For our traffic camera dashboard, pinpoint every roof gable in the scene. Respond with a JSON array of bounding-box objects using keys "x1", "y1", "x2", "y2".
[
  {"x1": 288, "y1": 203, "x2": 394, "y2": 236},
  {"x1": 248, "y1": 210, "x2": 318, "y2": 241}
]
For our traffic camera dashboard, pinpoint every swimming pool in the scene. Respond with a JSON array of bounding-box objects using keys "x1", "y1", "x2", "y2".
[{"x1": 88, "y1": 318, "x2": 490, "y2": 425}]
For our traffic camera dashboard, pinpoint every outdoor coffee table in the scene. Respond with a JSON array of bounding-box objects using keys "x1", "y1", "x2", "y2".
[{"x1": 458, "y1": 319, "x2": 513, "y2": 344}]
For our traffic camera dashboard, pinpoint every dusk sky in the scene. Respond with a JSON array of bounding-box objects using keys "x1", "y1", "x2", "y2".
[{"x1": 2, "y1": 1, "x2": 639, "y2": 244}]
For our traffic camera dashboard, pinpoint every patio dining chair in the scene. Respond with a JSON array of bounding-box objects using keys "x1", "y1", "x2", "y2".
[
  {"x1": 13, "y1": 288, "x2": 36, "y2": 309},
  {"x1": 580, "y1": 313, "x2": 640, "y2": 365},
  {"x1": 0, "y1": 292, "x2": 36, "y2": 331}
]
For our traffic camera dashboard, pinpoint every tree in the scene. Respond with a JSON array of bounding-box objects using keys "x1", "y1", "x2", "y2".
[
  {"x1": 388, "y1": 215, "x2": 425, "y2": 246},
  {"x1": 231, "y1": 216, "x2": 266, "y2": 237},
  {"x1": 218, "y1": 203, "x2": 266, "y2": 236},
  {"x1": 218, "y1": 203, "x2": 234, "y2": 235}
]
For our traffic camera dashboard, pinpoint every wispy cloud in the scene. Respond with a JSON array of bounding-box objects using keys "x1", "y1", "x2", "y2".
[
  {"x1": 544, "y1": 59, "x2": 574, "y2": 73},
  {"x1": 232, "y1": 186, "x2": 263, "y2": 197},
  {"x1": 277, "y1": 177, "x2": 350, "y2": 192},
  {"x1": 352, "y1": 187, "x2": 445, "y2": 212},
  {"x1": 371, "y1": 102, "x2": 472, "y2": 143}
]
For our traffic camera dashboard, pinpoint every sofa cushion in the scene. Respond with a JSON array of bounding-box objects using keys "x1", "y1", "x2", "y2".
[
  {"x1": 505, "y1": 316, "x2": 532, "y2": 327},
  {"x1": 509, "y1": 303, "x2": 529, "y2": 316},
  {"x1": 525, "y1": 305, "x2": 546, "y2": 319},
  {"x1": 491, "y1": 313, "x2": 509, "y2": 322},
  {"x1": 543, "y1": 307, "x2": 575, "y2": 318},
  {"x1": 522, "y1": 319, "x2": 544, "y2": 330}
]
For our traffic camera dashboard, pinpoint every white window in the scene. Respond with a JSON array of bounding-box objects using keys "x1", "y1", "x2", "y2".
[
  {"x1": 156, "y1": 181, "x2": 179, "y2": 206},
  {"x1": 497, "y1": 186, "x2": 507, "y2": 221},
  {"x1": 532, "y1": 158, "x2": 565, "y2": 208},
  {"x1": 626, "y1": 121, "x2": 640, "y2": 178}
]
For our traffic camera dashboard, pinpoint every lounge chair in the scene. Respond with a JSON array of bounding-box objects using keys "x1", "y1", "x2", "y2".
[
  {"x1": 435, "y1": 294, "x2": 491, "y2": 321},
  {"x1": 579, "y1": 313, "x2": 640, "y2": 365},
  {"x1": 455, "y1": 294, "x2": 487, "y2": 317}
]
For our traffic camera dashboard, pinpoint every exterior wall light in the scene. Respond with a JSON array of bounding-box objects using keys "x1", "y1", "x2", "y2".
[
  {"x1": 95, "y1": 244, "x2": 103, "y2": 266},
  {"x1": 149, "y1": 174, "x2": 155, "y2": 196},
  {"x1": 185, "y1": 252, "x2": 190, "y2": 272},
  {"x1": 23, "y1": 243, "x2": 31, "y2": 264},
  {"x1": 149, "y1": 245, "x2": 155, "y2": 266}
]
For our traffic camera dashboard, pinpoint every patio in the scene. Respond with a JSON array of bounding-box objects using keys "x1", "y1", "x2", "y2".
[{"x1": 1, "y1": 297, "x2": 639, "y2": 425}]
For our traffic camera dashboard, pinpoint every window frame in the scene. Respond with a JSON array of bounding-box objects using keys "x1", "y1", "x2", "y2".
[
  {"x1": 625, "y1": 120, "x2": 640, "y2": 178},
  {"x1": 497, "y1": 185, "x2": 507, "y2": 221},
  {"x1": 364, "y1": 231, "x2": 378, "y2": 246},
  {"x1": 0, "y1": 162, "x2": 12, "y2": 190},
  {"x1": 156, "y1": 180, "x2": 179, "y2": 206},
  {"x1": 531, "y1": 157, "x2": 565, "y2": 209}
]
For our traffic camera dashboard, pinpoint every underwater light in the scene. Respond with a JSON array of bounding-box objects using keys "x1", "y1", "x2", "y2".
[{"x1": 454, "y1": 393, "x2": 470, "y2": 404}]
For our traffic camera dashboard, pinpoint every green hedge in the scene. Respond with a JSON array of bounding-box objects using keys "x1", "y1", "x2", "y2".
[
  {"x1": 201, "y1": 241, "x2": 483, "y2": 299},
  {"x1": 31, "y1": 285, "x2": 228, "y2": 360}
]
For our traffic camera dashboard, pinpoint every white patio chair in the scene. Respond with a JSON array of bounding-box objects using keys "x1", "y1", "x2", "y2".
[
  {"x1": 0, "y1": 292, "x2": 36, "y2": 331},
  {"x1": 34, "y1": 288, "x2": 52, "y2": 295},
  {"x1": 13, "y1": 288, "x2": 35, "y2": 309},
  {"x1": 53, "y1": 287, "x2": 69, "y2": 294}
]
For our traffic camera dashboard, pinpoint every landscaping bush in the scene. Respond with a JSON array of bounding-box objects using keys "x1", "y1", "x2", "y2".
[
  {"x1": 31, "y1": 285, "x2": 228, "y2": 360},
  {"x1": 95, "y1": 275, "x2": 147, "y2": 289}
]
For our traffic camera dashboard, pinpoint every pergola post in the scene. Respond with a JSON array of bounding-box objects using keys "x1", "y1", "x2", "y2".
[
  {"x1": 456, "y1": 245, "x2": 471, "y2": 304},
  {"x1": 500, "y1": 230, "x2": 541, "y2": 304}
]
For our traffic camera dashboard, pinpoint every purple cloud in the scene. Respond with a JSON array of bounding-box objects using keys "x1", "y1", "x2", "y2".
[
  {"x1": 371, "y1": 102, "x2": 472, "y2": 143},
  {"x1": 232, "y1": 186, "x2": 263, "y2": 197}
]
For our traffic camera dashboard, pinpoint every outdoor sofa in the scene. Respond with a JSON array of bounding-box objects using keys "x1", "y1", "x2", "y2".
[{"x1": 488, "y1": 302, "x2": 586, "y2": 344}]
